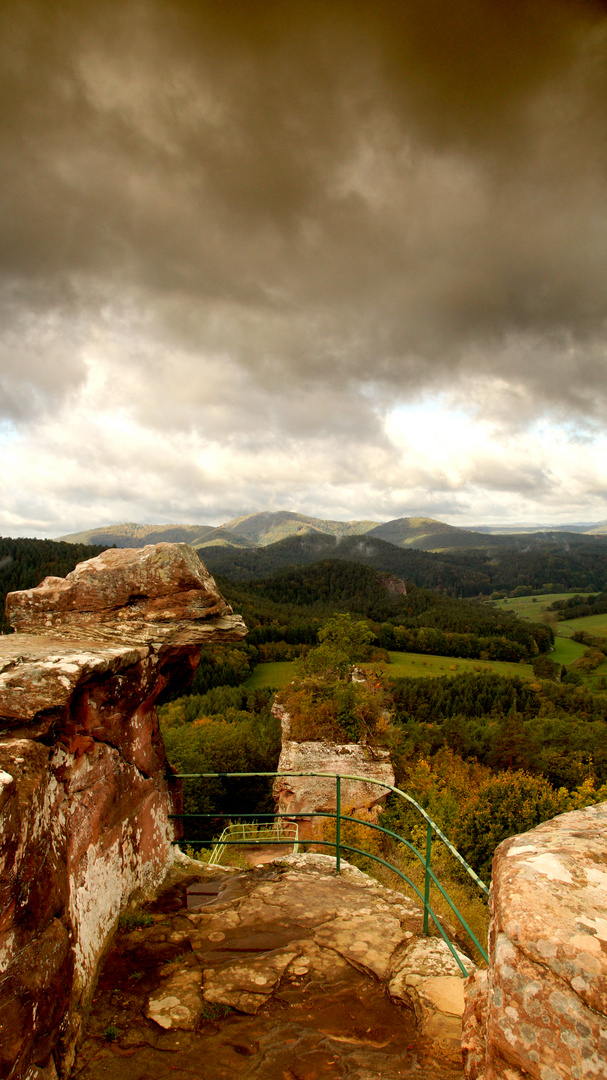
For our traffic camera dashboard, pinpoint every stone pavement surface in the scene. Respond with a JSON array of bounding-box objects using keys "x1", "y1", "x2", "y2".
[{"x1": 71, "y1": 853, "x2": 473, "y2": 1080}]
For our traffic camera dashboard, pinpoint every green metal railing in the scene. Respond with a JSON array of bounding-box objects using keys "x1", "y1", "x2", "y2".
[
  {"x1": 171, "y1": 771, "x2": 489, "y2": 973},
  {"x1": 208, "y1": 819, "x2": 299, "y2": 865}
]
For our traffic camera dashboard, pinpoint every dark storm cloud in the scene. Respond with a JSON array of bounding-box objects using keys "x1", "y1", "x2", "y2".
[{"x1": 1, "y1": 0, "x2": 607, "y2": 430}]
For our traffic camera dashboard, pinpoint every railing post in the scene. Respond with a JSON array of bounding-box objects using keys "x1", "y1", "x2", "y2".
[
  {"x1": 423, "y1": 820, "x2": 432, "y2": 935},
  {"x1": 335, "y1": 775, "x2": 341, "y2": 874}
]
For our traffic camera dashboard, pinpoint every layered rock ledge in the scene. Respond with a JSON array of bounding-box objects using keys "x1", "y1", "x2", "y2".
[
  {"x1": 0, "y1": 544, "x2": 246, "y2": 1080},
  {"x1": 462, "y1": 801, "x2": 607, "y2": 1080},
  {"x1": 5, "y1": 542, "x2": 245, "y2": 646}
]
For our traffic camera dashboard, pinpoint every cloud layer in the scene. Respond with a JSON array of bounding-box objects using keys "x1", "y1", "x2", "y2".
[{"x1": 1, "y1": 0, "x2": 607, "y2": 534}]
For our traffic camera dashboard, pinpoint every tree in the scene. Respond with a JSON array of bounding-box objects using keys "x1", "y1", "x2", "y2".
[
  {"x1": 532, "y1": 655, "x2": 561, "y2": 681},
  {"x1": 300, "y1": 613, "x2": 375, "y2": 681},
  {"x1": 452, "y1": 771, "x2": 567, "y2": 881}
]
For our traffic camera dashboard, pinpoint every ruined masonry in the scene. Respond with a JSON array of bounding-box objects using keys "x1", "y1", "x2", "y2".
[{"x1": 0, "y1": 543, "x2": 246, "y2": 1080}]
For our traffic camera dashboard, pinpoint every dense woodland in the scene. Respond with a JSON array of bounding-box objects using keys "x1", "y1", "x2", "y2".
[
  {"x1": 0, "y1": 537, "x2": 107, "y2": 633},
  {"x1": 159, "y1": 560, "x2": 552, "y2": 702},
  {"x1": 161, "y1": 609, "x2": 607, "y2": 881},
  {"x1": 3, "y1": 534, "x2": 607, "y2": 884},
  {"x1": 201, "y1": 531, "x2": 607, "y2": 596}
]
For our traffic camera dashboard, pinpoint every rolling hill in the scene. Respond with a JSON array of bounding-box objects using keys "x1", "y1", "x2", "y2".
[
  {"x1": 472, "y1": 521, "x2": 607, "y2": 536},
  {"x1": 221, "y1": 510, "x2": 378, "y2": 545},
  {"x1": 367, "y1": 516, "x2": 500, "y2": 550},
  {"x1": 56, "y1": 522, "x2": 253, "y2": 549},
  {"x1": 58, "y1": 512, "x2": 607, "y2": 555},
  {"x1": 200, "y1": 532, "x2": 607, "y2": 597}
]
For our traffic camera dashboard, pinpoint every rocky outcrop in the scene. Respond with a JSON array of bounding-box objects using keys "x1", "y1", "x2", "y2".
[
  {"x1": 275, "y1": 741, "x2": 394, "y2": 831},
  {"x1": 5, "y1": 542, "x2": 245, "y2": 646},
  {"x1": 72, "y1": 853, "x2": 474, "y2": 1080},
  {"x1": 273, "y1": 703, "x2": 394, "y2": 842},
  {"x1": 462, "y1": 801, "x2": 607, "y2": 1080},
  {"x1": 0, "y1": 544, "x2": 246, "y2": 1080}
]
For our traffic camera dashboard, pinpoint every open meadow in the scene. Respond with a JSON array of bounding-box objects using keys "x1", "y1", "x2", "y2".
[
  {"x1": 550, "y1": 635, "x2": 586, "y2": 665},
  {"x1": 559, "y1": 612, "x2": 607, "y2": 638},
  {"x1": 245, "y1": 651, "x2": 536, "y2": 689},
  {"x1": 383, "y1": 652, "x2": 534, "y2": 679},
  {"x1": 493, "y1": 592, "x2": 574, "y2": 622}
]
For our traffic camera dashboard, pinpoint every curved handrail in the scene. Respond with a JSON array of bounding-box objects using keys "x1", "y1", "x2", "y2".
[
  {"x1": 174, "y1": 770, "x2": 489, "y2": 895},
  {"x1": 171, "y1": 770, "x2": 489, "y2": 969}
]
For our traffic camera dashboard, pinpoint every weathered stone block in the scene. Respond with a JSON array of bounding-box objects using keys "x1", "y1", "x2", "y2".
[{"x1": 5, "y1": 542, "x2": 246, "y2": 646}]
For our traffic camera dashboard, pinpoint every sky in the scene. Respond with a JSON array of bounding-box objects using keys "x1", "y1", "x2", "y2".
[{"x1": 2, "y1": 0, "x2": 607, "y2": 538}]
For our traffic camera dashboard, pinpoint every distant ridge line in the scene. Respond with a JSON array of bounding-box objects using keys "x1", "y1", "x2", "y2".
[{"x1": 57, "y1": 511, "x2": 607, "y2": 553}]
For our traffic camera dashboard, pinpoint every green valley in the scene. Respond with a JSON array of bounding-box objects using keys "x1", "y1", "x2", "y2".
[{"x1": 3, "y1": 533, "x2": 607, "y2": 886}]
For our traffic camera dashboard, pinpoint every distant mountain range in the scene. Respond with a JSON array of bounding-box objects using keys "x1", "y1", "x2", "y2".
[
  {"x1": 471, "y1": 521, "x2": 607, "y2": 536},
  {"x1": 59, "y1": 510, "x2": 607, "y2": 554}
]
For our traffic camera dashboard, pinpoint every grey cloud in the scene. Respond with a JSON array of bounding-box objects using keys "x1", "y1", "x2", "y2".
[
  {"x1": 467, "y1": 459, "x2": 553, "y2": 495},
  {"x1": 2, "y1": 0, "x2": 607, "y2": 434},
  {"x1": 0, "y1": 289, "x2": 86, "y2": 420}
]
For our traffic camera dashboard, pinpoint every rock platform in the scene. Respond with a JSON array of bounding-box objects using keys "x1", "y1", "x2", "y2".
[{"x1": 72, "y1": 853, "x2": 474, "y2": 1080}]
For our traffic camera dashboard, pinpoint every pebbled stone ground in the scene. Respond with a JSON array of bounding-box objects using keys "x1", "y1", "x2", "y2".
[{"x1": 71, "y1": 853, "x2": 470, "y2": 1080}]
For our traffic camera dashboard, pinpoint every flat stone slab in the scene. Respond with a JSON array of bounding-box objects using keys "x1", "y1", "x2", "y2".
[
  {"x1": 146, "y1": 967, "x2": 204, "y2": 1029},
  {"x1": 71, "y1": 854, "x2": 472, "y2": 1080}
]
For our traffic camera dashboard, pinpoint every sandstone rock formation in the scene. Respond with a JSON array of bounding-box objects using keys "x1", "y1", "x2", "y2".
[
  {"x1": 72, "y1": 852, "x2": 473, "y2": 1080},
  {"x1": 462, "y1": 801, "x2": 607, "y2": 1080},
  {"x1": 5, "y1": 542, "x2": 245, "y2": 645},
  {"x1": 272, "y1": 702, "x2": 394, "y2": 842},
  {"x1": 0, "y1": 544, "x2": 246, "y2": 1080}
]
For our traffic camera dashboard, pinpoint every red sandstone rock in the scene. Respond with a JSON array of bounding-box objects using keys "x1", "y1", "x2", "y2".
[
  {"x1": 5, "y1": 542, "x2": 246, "y2": 645},
  {"x1": 461, "y1": 970, "x2": 489, "y2": 1080},
  {"x1": 0, "y1": 543, "x2": 247, "y2": 1079},
  {"x1": 272, "y1": 702, "x2": 394, "y2": 842},
  {"x1": 462, "y1": 802, "x2": 607, "y2": 1080}
]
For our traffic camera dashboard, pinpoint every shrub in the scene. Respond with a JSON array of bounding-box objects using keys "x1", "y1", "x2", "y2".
[
  {"x1": 277, "y1": 676, "x2": 388, "y2": 743},
  {"x1": 452, "y1": 771, "x2": 567, "y2": 881}
]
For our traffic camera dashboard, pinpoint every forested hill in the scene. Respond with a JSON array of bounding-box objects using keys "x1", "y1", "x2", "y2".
[
  {"x1": 0, "y1": 537, "x2": 107, "y2": 633},
  {"x1": 216, "y1": 560, "x2": 552, "y2": 663},
  {"x1": 201, "y1": 532, "x2": 607, "y2": 596}
]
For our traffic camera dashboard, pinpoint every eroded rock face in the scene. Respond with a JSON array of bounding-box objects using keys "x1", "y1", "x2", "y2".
[
  {"x1": 0, "y1": 544, "x2": 246, "y2": 1079},
  {"x1": 273, "y1": 702, "x2": 394, "y2": 842},
  {"x1": 462, "y1": 802, "x2": 607, "y2": 1080},
  {"x1": 275, "y1": 739, "x2": 394, "y2": 839},
  {"x1": 5, "y1": 542, "x2": 246, "y2": 645}
]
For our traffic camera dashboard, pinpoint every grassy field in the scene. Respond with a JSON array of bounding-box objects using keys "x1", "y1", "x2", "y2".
[
  {"x1": 244, "y1": 661, "x2": 297, "y2": 689},
  {"x1": 383, "y1": 652, "x2": 534, "y2": 680},
  {"x1": 558, "y1": 613, "x2": 607, "y2": 638},
  {"x1": 494, "y1": 592, "x2": 607, "y2": 648},
  {"x1": 493, "y1": 593, "x2": 573, "y2": 623},
  {"x1": 244, "y1": 617, "x2": 607, "y2": 691},
  {"x1": 245, "y1": 652, "x2": 535, "y2": 689},
  {"x1": 550, "y1": 636, "x2": 586, "y2": 665}
]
